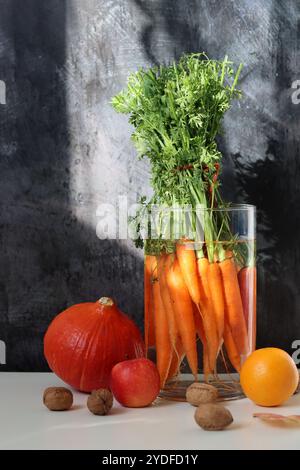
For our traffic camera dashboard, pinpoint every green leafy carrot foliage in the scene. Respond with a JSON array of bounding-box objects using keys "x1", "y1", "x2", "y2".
[{"x1": 112, "y1": 53, "x2": 242, "y2": 206}]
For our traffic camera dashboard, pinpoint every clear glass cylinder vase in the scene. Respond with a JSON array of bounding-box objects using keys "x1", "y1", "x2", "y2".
[{"x1": 144, "y1": 204, "x2": 256, "y2": 400}]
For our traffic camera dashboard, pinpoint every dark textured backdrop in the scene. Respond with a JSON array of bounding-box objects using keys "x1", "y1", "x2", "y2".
[{"x1": 0, "y1": 0, "x2": 300, "y2": 370}]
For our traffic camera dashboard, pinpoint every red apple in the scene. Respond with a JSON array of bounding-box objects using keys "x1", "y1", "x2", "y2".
[{"x1": 110, "y1": 358, "x2": 160, "y2": 407}]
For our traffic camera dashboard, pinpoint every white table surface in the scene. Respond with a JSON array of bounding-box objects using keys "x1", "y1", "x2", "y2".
[{"x1": 0, "y1": 372, "x2": 299, "y2": 450}]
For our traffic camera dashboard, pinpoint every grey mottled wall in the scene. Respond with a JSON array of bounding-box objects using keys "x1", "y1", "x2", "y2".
[{"x1": 0, "y1": 0, "x2": 300, "y2": 370}]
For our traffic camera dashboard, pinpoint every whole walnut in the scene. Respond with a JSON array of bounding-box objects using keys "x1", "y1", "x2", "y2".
[
  {"x1": 87, "y1": 389, "x2": 113, "y2": 415},
  {"x1": 186, "y1": 383, "x2": 218, "y2": 406},
  {"x1": 43, "y1": 387, "x2": 73, "y2": 411},
  {"x1": 194, "y1": 403, "x2": 233, "y2": 431}
]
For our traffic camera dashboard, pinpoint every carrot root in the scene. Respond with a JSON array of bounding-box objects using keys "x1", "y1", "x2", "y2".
[
  {"x1": 223, "y1": 321, "x2": 241, "y2": 372},
  {"x1": 193, "y1": 304, "x2": 212, "y2": 380},
  {"x1": 166, "y1": 259, "x2": 198, "y2": 380},
  {"x1": 219, "y1": 258, "x2": 249, "y2": 355},
  {"x1": 158, "y1": 254, "x2": 179, "y2": 350},
  {"x1": 153, "y1": 275, "x2": 173, "y2": 388},
  {"x1": 197, "y1": 257, "x2": 219, "y2": 373},
  {"x1": 207, "y1": 262, "x2": 225, "y2": 343},
  {"x1": 167, "y1": 337, "x2": 185, "y2": 381},
  {"x1": 238, "y1": 266, "x2": 257, "y2": 351},
  {"x1": 176, "y1": 240, "x2": 201, "y2": 304},
  {"x1": 144, "y1": 255, "x2": 157, "y2": 352}
]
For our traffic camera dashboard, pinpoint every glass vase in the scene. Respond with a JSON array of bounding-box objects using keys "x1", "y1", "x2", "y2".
[{"x1": 144, "y1": 204, "x2": 256, "y2": 400}]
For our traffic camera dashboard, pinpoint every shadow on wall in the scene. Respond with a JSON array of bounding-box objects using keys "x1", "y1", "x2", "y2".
[
  {"x1": 231, "y1": 0, "x2": 300, "y2": 351},
  {"x1": 224, "y1": 0, "x2": 300, "y2": 351},
  {"x1": 0, "y1": 0, "x2": 70, "y2": 371},
  {"x1": 133, "y1": 0, "x2": 300, "y2": 351},
  {"x1": 0, "y1": 0, "x2": 143, "y2": 371},
  {"x1": 133, "y1": 0, "x2": 201, "y2": 62}
]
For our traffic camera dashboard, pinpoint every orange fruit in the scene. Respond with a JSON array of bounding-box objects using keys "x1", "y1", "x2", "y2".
[{"x1": 240, "y1": 347, "x2": 299, "y2": 407}]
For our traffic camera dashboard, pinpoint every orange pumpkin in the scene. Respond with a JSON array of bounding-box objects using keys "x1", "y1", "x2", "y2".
[{"x1": 44, "y1": 297, "x2": 145, "y2": 392}]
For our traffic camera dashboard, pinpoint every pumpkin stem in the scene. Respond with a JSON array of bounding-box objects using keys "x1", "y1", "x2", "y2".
[{"x1": 99, "y1": 297, "x2": 114, "y2": 307}]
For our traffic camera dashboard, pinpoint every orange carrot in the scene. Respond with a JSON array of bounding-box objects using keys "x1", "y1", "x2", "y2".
[
  {"x1": 193, "y1": 303, "x2": 206, "y2": 343},
  {"x1": 176, "y1": 240, "x2": 201, "y2": 304},
  {"x1": 207, "y1": 262, "x2": 225, "y2": 343},
  {"x1": 223, "y1": 320, "x2": 241, "y2": 372},
  {"x1": 238, "y1": 266, "x2": 257, "y2": 351},
  {"x1": 144, "y1": 255, "x2": 157, "y2": 352},
  {"x1": 193, "y1": 304, "x2": 211, "y2": 379},
  {"x1": 157, "y1": 254, "x2": 179, "y2": 350},
  {"x1": 197, "y1": 256, "x2": 219, "y2": 372},
  {"x1": 167, "y1": 337, "x2": 185, "y2": 381},
  {"x1": 166, "y1": 259, "x2": 198, "y2": 380},
  {"x1": 225, "y1": 250, "x2": 233, "y2": 259},
  {"x1": 153, "y1": 275, "x2": 172, "y2": 388},
  {"x1": 219, "y1": 258, "x2": 249, "y2": 355}
]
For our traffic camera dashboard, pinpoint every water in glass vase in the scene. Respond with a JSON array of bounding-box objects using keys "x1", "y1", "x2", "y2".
[{"x1": 144, "y1": 205, "x2": 256, "y2": 401}]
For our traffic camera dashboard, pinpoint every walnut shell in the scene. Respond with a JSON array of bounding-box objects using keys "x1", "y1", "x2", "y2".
[
  {"x1": 87, "y1": 389, "x2": 113, "y2": 415},
  {"x1": 186, "y1": 382, "x2": 218, "y2": 406},
  {"x1": 194, "y1": 404, "x2": 233, "y2": 431},
  {"x1": 43, "y1": 387, "x2": 73, "y2": 411}
]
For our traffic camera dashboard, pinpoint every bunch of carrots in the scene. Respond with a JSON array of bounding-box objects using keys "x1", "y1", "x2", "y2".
[
  {"x1": 112, "y1": 52, "x2": 256, "y2": 388},
  {"x1": 145, "y1": 241, "x2": 256, "y2": 388}
]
